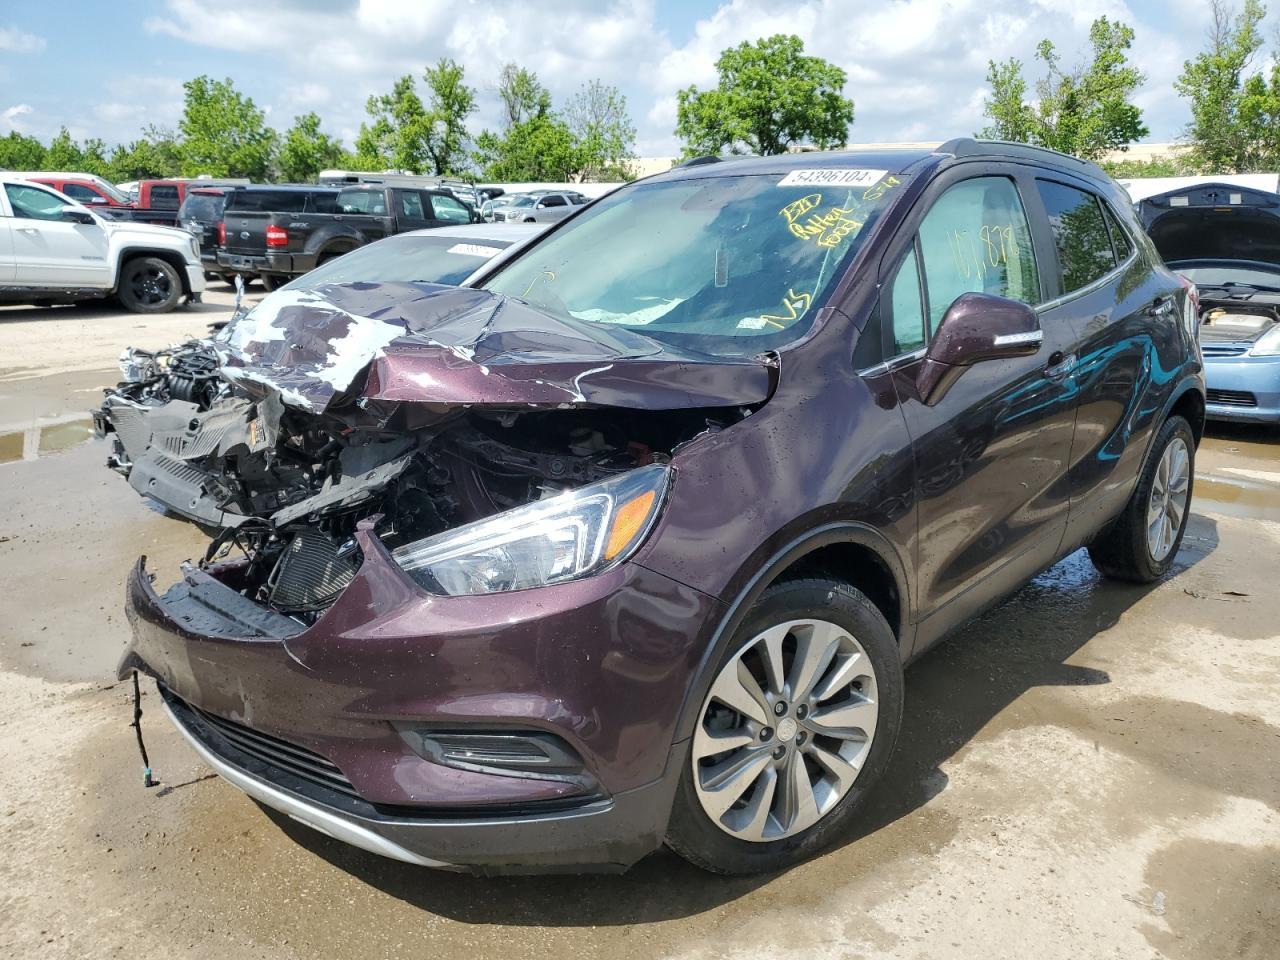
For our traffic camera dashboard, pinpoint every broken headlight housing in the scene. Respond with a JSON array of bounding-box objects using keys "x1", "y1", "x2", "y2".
[{"x1": 391, "y1": 463, "x2": 670, "y2": 596}]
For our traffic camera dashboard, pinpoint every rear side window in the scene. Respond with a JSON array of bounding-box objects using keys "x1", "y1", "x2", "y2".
[
  {"x1": 178, "y1": 192, "x2": 226, "y2": 221},
  {"x1": 227, "y1": 190, "x2": 310, "y2": 213},
  {"x1": 1102, "y1": 203, "x2": 1134, "y2": 262},
  {"x1": 916, "y1": 176, "x2": 1040, "y2": 335},
  {"x1": 399, "y1": 191, "x2": 425, "y2": 219},
  {"x1": 338, "y1": 189, "x2": 385, "y2": 214},
  {"x1": 1036, "y1": 180, "x2": 1117, "y2": 293},
  {"x1": 309, "y1": 192, "x2": 339, "y2": 214},
  {"x1": 149, "y1": 185, "x2": 180, "y2": 209}
]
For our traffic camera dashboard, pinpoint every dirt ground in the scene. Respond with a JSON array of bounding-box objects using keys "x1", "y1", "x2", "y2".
[{"x1": 1, "y1": 290, "x2": 1277, "y2": 960}]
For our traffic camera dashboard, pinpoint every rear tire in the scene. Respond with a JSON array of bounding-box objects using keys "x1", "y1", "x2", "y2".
[
  {"x1": 665, "y1": 577, "x2": 904, "y2": 875},
  {"x1": 117, "y1": 256, "x2": 182, "y2": 313},
  {"x1": 259, "y1": 273, "x2": 285, "y2": 292},
  {"x1": 1088, "y1": 415, "x2": 1195, "y2": 583}
]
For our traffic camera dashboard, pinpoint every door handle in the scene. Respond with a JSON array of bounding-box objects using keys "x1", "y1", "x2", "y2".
[
  {"x1": 1044, "y1": 351, "x2": 1077, "y2": 381},
  {"x1": 17, "y1": 226, "x2": 39, "y2": 234}
]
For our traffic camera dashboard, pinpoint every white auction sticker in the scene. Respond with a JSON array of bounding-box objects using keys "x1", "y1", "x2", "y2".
[
  {"x1": 777, "y1": 168, "x2": 888, "y2": 188},
  {"x1": 447, "y1": 243, "x2": 503, "y2": 257}
]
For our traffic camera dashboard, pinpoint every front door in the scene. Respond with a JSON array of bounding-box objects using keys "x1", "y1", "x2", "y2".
[
  {"x1": 883, "y1": 171, "x2": 1081, "y2": 649},
  {"x1": 4, "y1": 182, "x2": 110, "y2": 287}
]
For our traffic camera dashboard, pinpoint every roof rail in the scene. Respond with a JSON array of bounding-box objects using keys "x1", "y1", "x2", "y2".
[
  {"x1": 678, "y1": 155, "x2": 725, "y2": 168},
  {"x1": 936, "y1": 137, "x2": 1110, "y2": 180}
]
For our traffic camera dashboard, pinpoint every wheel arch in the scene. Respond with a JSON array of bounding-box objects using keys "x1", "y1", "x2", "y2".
[
  {"x1": 1168, "y1": 381, "x2": 1206, "y2": 443},
  {"x1": 670, "y1": 521, "x2": 912, "y2": 745},
  {"x1": 115, "y1": 246, "x2": 193, "y2": 296}
]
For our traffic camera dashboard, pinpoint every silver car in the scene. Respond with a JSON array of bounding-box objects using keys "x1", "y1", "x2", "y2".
[{"x1": 490, "y1": 192, "x2": 588, "y2": 224}]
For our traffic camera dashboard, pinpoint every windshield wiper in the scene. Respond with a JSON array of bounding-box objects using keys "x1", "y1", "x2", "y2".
[{"x1": 1195, "y1": 280, "x2": 1280, "y2": 297}]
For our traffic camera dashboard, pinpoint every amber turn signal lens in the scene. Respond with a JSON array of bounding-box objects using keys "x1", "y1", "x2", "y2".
[{"x1": 604, "y1": 490, "x2": 657, "y2": 560}]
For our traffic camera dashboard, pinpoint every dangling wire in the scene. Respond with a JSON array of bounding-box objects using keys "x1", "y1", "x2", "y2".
[{"x1": 130, "y1": 671, "x2": 156, "y2": 788}]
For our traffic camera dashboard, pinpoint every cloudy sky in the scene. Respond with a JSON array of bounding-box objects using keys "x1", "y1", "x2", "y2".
[{"x1": 0, "y1": 0, "x2": 1260, "y2": 158}]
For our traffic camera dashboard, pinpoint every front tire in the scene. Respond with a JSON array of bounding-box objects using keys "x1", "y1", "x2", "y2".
[
  {"x1": 1087, "y1": 415, "x2": 1195, "y2": 583},
  {"x1": 117, "y1": 256, "x2": 182, "y2": 313},
  {"x1": 665, "y1": 578, "x2": 904, "y2": 875}
]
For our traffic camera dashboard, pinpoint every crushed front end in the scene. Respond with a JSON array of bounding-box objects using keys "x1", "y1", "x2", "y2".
[{"x1": 105, "y1": 283, "x2": 760, "y2": 871}]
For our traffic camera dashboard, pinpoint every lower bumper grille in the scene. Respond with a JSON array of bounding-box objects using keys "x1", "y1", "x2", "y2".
[
  {"x1": 186, "y1": 700, "x2": 360, "y2": 800},
  {"x1": 1206, "y1": 388, "x2": 1258, "y2": 407}
]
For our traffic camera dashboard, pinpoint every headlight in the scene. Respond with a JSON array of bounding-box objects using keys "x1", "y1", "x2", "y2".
[
  {"x1": 392, "y1": 464, "x2": 670, "y2": 596},
  {"x1": 1249, "y1": 324, "x2": 1280, "y2": 356}
]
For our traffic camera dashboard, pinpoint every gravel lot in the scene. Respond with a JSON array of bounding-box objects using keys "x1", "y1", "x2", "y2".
[{"x1": 1, "y1": 290, "x2": 1277, "y2": 960}]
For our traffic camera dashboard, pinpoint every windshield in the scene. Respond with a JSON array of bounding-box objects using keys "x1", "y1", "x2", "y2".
[
  {"x1": 506, "y1": 196, "x2": 536, "y2": 208},
  {"x1": 483, "y1": 171, "x2": 906, "y2": 355},
  {"x1": 281, "y1": 234, "x2": 512, "y2": 291},
  {"x1": 178, "y1": 192, "x2": 226, "y2": 222},
  {"x1": 97, "y1": 180, "x2": 133, "y2": 205}
]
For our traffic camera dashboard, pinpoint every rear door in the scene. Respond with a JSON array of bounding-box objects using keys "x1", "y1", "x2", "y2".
[
  {"x1": 1033, "y1": 177, "x2": 1183, "y2": 546},
  {"x1": 3, "y1": 182, "x2": 110, "y2": 286},
  {"x1": 0, "y1": 193, "x2": 14, "y2": 282},
  {"x1": 882, "y1": 167, "x2": 1080, "y2": 648},
  {"x1": 391, "y1": 189, "x2": 433, "y2": 232}
]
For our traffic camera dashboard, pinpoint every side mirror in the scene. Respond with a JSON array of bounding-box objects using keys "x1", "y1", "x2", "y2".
[
  {"x1": 85, "y1": 196, "x2": 108, "y2": 205},
  {"x1": 535, "y1": 201, "x2": 547, "y2": 209},
  {"x1": 61, "y1": 205, "x2": 97, "y2": 225},
  {"x1": 916, "y1": 292, "x2": 1043, "y2": 406}
]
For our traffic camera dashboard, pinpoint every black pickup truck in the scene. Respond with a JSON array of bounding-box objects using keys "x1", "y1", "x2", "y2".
[{"x1": 216, "y1": 183, "x2": 480, "y2": 289}]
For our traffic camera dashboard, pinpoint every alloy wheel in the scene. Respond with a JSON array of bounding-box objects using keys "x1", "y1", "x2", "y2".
[
  {"x1": 1147, "y1": 436, "x2": 1190, "y2": 562},
  {"x1": 692, "y1": 618, "x2": 879, "y2": 842},
  {"x1": 129, "y1": 265, "x2": 173, "y2": 306}
]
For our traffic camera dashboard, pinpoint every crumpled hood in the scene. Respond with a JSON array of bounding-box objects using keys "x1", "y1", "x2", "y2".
[{"x1": 216, "y1": 282, "x2": 772, "y2": 412}]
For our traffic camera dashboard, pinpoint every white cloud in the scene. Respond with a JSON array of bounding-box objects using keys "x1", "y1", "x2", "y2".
[
  {"x1": 2, "y1": 103, "x2": 32, "y2": 131},
  {"x1": 96, "y1": 0, "x2": 1250, "y2": 156},
  {"x1": 0, "y1": 26, "x2": 46, "y2": 53}
]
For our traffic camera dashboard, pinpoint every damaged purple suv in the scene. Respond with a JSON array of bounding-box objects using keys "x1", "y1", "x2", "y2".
[{"x1": 109, "y1": 141, "x2": 1204, "y2": 875}]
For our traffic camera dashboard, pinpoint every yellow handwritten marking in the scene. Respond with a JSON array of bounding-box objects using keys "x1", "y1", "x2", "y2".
[
  {"x1": 779, "y1": 193, "x2": 822, "y2": 225},
  {"x1": 757, "y1": 288, "x2": 813, "y2": 328},
  {"x1": 862, "y1": 175, "x2": 901, "y2": 201},
  {"x1": 521, "y1": 270, "x2": 556, "y2": 298}
]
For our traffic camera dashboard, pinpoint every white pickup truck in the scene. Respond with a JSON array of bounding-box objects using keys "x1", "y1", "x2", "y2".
[{"x1": 0, "y1": 176, "x2": 204, "y2": 313}]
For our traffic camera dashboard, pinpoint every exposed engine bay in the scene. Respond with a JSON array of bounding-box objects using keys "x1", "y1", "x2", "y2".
[
  {"x1": 96, "y1": 284, "x2": 771, "y2": 624},
  {"x1": 1199, "y1": 301, "x2": 1280, "y2": 343}
]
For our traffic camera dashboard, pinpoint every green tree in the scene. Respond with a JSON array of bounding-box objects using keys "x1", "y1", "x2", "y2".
[
  {"x1": 497, "y1": 63, "x2": 551, "y2": 127},
  {"x1": 474, "y1": 113, "x2": 578, "y2": 182},
  {"x1": 106, "y1": 127, "x2": 183, "y2": 181},
  {"x1": 979, "y1": 16, "x2": 1148, "y2": 160},
  {"x1": 675, "y1": 34, "x2": 854, "y2": 156},
  {"x1": 566, "y1": 79, "x2": 635, "y2": 180},
  {"x1": 422, "y1": 58, "x2": 476, "y2": 176},
  {"x1": 356, "y1": 62, "x2": 475, "y2": 176},
  {"x1": 177, "y1": 76, "x2": 276, "y2": 178},
  {"x1": 0, "y1": 130, "x2": 46, "y2": 170},
  {"x1": 41, "y1": 128, "x2": 111, "y2": 177},
  {"x1": 1175, "y1": 0, "x2": 1269, "y2": 172},
  {"x1": 277, "y1": 112, "x2": 345, "y2": 182}
]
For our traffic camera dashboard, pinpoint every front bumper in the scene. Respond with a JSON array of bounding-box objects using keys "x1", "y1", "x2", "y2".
[
  {"x1": 120, "y1": 528, "x2": 721, "y2": 872},
  {"x1": 1204, "y1": 353, "x2": 1280, "y2": 422}
]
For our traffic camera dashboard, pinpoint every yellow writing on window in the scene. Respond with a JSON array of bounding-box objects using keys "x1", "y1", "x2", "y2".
[
  {"x1": 757, "y1": 288, "x2": 813, "y2": 329},
  {"x1": 948, "y1": 223, "x2": 1017, "y2": 279},
  {"x1": 779, "y1": 193, "x2": 822, "y2": 225},
  {"x1": 862, "y1": 175, "x2": 901, "y2": 201}
]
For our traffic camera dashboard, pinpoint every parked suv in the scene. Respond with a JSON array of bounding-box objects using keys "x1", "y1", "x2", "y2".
[
  {"x1": 490, "y1": 190, "x2": 587, "y2": 223},
  {"x1": 0, "y1": 177, "x2": 204, "y2": 312},
  {"x1": 114, "y1": 141, "x2": 1203, "y2": 875}
]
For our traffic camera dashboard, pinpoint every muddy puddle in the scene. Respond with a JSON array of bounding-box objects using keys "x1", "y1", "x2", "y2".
[
  {"x1": 0, "y1": 416, "x2": 97, "y2": 464},
  {"x1": 1195, "y1": 474, "x2": 1280, "y2": 522}
]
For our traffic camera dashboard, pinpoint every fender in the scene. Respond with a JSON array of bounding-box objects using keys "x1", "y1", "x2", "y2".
[
  {"x1": 664, "y1": 520, "x2": 914, "y2": 746},
  {"x1": 304, "y1": 223, "x2": 366, "y2": 259},
  {"x1": 1139, "y1": 372, "x2": 1206, "y2": 478},
  {"x1": 113, "y1": 245, "x2": 195, "y2": 295}
]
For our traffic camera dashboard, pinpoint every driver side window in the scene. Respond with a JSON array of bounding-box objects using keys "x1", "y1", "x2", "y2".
[
  {"x1": 888, "y1": 176, "x2": 1041, "y2": 356},
  {"x1": 6, "y1": 183, "x2": 75, "y2": 222}
]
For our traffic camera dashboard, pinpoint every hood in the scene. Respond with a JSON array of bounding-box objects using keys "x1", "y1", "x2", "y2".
[
  {"x1": 1140, "y1": 182, "x2": 1280, "y2": 266},
  {"x1": 215, "y1": 282, "x2": 772, "y2": 413},
  {"x1": 102, "y1": 218, "x2": 194, "y2": 243}
]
